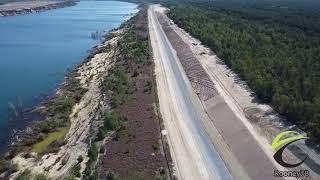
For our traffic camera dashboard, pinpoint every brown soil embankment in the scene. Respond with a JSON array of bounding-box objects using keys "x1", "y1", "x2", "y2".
[{"x1": 97, "y1": 7, "x2": 172, "y2": 180}]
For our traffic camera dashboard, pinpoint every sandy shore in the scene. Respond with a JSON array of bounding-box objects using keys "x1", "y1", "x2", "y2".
[{"x1": 0, "y1": 1, "x2": 77, "y2": 16}]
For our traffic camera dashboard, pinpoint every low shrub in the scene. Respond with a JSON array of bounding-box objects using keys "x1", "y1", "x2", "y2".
[
  {"x1": 96, "y1": 126, "x2": 107, "y2": 141},
  {"x1": 102, "y1": 112, "x2": 125, "y2": 131},
  {"x1": 106, "y1": 169, "x2": 115, "y2": 180},
  {"x1": 88, "y1": 143, "x2": 99, "y2": 162},
  {"x1": 77, "y1": 155, "x2": 84, "y2": 164},
  {"x1": 16, "y1": 169, "x2": 31, "y2": 180},
  {"x1": 35, "y1": 174, "x2": 48, "y2": 180},
  {"x1": 71, "y1": 164, "x2": 81, "y2": 178},
  {"x1": 101, "y1": 68, "x2": 128, "y2": 108},
  {"x1": 144, "y1": 81, "x2": 153, "y2": 93},
  {"x1": 100, "y1": 146, "x2": 105, "y2": 154},
  {"x1": 0, "y1": 160, "x2": 18, "y2": 174},
  {"x1": 36, "y1": 121, "x2": 57, "y2": 133}
]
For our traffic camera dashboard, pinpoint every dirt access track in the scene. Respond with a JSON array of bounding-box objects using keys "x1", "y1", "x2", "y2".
[{"x1": 149, "y1": 5, "x2": 286, "y2": 180}]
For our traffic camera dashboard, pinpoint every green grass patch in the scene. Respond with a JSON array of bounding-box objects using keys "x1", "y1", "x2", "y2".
[{"x1": 32, "y1": 127, "x2": 68, "y2": 153}]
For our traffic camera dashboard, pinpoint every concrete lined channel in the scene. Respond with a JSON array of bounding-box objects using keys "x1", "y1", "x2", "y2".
[{"x1": 149, "y1": 6, "x2": 232, "y2": 180}]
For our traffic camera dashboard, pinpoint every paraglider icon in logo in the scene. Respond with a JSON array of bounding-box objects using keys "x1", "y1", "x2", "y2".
[{"x1": 272, "y1": 131, "x2": 308, "y2": 168}]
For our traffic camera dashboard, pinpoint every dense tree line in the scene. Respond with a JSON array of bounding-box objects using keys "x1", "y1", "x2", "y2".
[{"x1": 168, "y1": 2, "x2": 320, "y2": 142}]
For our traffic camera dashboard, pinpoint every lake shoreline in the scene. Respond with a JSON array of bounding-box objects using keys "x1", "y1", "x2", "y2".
[
  {"x1": 0, "y1": 42, "x2": 102, "y2": 156},
  {"x1": 0, "y1": 0, "x2": 138, "y2": 155},
  {"x1": 6, "y1": 27, "x2": 116, "y2": 152},
  {"x1": 0, "y1": 0, "x2": 78, "y2": 17},
  {"x1": 0, "y1": 27, "x2": 116, "y2": 178}
]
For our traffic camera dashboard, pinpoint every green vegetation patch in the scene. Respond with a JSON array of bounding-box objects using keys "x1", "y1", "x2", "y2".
[
  {"x1": 16, "y1": 169, "x2": 31, "y2": 180},
  {"x1": 96, "y1": 112, "x2": 126, "y2": 141},
  {"x1": 32, "y1": 127, "x2": 68, "y2": 153},
  {"x1": 15, "y1": 169, "x2": 49, "y2": 180},
  {"x1": 13, "y1": 71, "x2": 88, "y2": 155},
  {"x1": 100, "y1": 7, "x2": 151, "y2": 108},
  {"x1": 101, "y1": 67, "x2": 128, "y2": 107},
  {"x1": 83, "y1": 143, "x2": 100, "y2": 179},
  {"x1": 0, "y1": 160, "x2": 18, "y2": 174}
]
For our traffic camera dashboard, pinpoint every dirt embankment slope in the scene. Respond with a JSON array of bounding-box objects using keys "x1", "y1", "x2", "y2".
[{"x1": 0, "y1": 1, "x2": 77, "y2": 16}]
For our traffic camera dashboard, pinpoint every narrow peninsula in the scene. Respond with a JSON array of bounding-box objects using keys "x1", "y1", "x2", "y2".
[{"x1": 0, "y1": 1, "x2": 77, "y2": 16}]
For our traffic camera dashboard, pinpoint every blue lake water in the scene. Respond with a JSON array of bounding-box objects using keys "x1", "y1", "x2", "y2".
[{"x1": 0, "y1": 1, "x2": 137, "y2": 149}]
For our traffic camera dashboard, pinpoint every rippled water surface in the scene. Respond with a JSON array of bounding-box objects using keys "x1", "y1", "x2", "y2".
[{"x1": 0, "y1": 1, "x2": 137, "y2": 149}]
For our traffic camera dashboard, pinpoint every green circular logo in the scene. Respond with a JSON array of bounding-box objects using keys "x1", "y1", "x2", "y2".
[{"x1": 272, "y1": 131, "x2": 308, "y2": 168}]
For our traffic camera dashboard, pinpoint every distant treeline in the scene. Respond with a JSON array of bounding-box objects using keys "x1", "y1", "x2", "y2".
[
  {"x1": 167, "y1": 1, "x2": 320, "y2": 142},
  {"x1": 0, "y1": 0, "x2": 25, "y2": 5}
]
